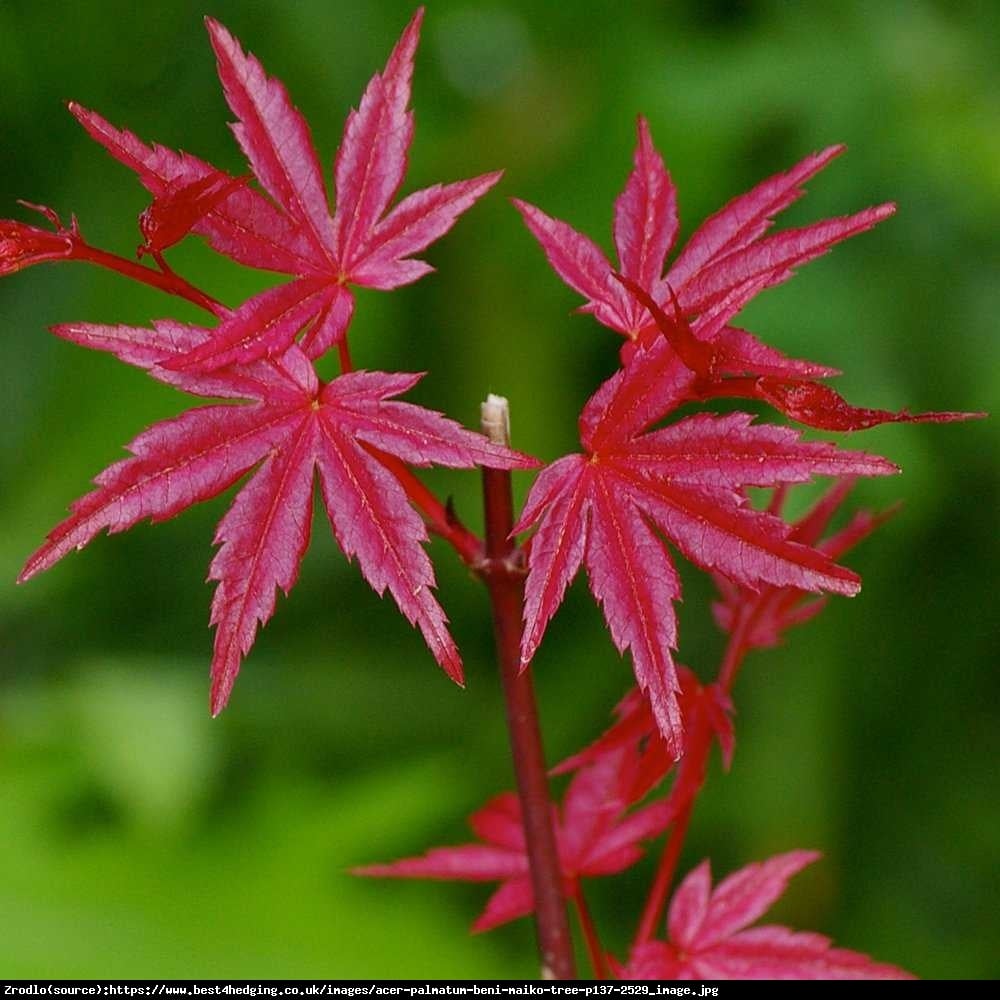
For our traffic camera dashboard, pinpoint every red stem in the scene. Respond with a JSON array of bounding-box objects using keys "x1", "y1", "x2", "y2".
[
  {"x1": 369, "y1": 450, "x2": 483, "y2": 567},
  {"x1": 718, "y1": 604, "x2": 755, "y2": 693},
  {"x1": 480, "y1": 397, "x2": 576, "y2": 980},
  {"x1": 634, "y1": 798, "x2": 695, "y2": 946},
  {"x1": 573, "y1": 884, "x2": 607, "y2": 979},
  {"x1": 74, "y1": 243, "x2": 226, "y2": 317}
]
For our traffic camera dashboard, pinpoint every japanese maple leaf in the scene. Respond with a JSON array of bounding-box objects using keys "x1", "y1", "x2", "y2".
[
  {"x1": 18, "y1": 321, "x2": 534, "y2": 714},
  {"x1": 619, "y1": 852, "x2": 914, "y2": 979},
  {"x1": 354, "y1": 745, "x2": 678, "y2": 933},
  {"x1": 514, "y1": 120, "x2": 979, "y2": 433},
  {"x1": 713, "y1": 478, "x2": 897, "y2": 650},
  {"x1": 514, "y1": 119, "x2": 889, "y2": 357},
  {"x1": 515, "y1": 347, "x2": 899, "y2": 756},
  {"x1": 68, "y1": 7, "x2": 501, "y2": 368}
]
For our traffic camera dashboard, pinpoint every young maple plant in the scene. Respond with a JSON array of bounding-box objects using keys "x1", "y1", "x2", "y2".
[{"x1": 4, "y1": 7, "x2": 979, "y2": 981}]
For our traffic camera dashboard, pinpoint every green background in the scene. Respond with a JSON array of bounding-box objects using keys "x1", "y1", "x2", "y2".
[{"x1": 1, "y1": 0, "x2": 997, "y2": 980}]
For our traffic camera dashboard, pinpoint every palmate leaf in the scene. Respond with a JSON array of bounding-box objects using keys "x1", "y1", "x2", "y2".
[
  {"x1": 620, "y1": 853, "x2": 914, "y2": 980},
  {"x1": 516, "y1": 124, "x2": 980, "y2": 434},
  {"x1": 516, "y1": 364, "x2": 899, "y2": 754},
  {"x1": 67, "y1": 8, "x2": 501, "y2": 368},
  {"x1": 514, "y1": 123, "x2": 887, "y2": 349},
  {"x1": 514, "y1": 117, "x2": 894, "y2": 350},
  {"x1": 20, "y1": 322, "x2": 535, "y2": 715}
]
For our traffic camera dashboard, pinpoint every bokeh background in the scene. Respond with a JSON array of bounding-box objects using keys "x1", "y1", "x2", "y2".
[{"x1": 1, "y1": 0, "x2": 997, "y2": 980}]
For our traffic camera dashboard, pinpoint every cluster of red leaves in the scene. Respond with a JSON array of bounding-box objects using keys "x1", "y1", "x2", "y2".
[
  {"x1": 358, "y1": 664, "x2": 910, "y2": 978},
  {"x1": 7, "y1": 9, "x2": 534, "y2": 713},
  {"x1": 512, "y1": 119, "x2": 976, "y2": 755},
  {"x1": 4, "y1": 9, "x2": 973, "y2": 980},
  {"x1": 354, "y1": 670, "x2": 720, "y2": 932}
]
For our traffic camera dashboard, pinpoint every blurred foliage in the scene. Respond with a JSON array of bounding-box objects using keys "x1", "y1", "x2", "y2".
[{"x1": 1, "y1": 0, "x2": 997, "y2": 980}]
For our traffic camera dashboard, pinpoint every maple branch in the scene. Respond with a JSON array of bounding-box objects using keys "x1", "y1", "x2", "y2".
[
  {"x1": 633, "y1": 613, "x2": 754, "y2": 947},
  {"x1": 73, "y1": 243, "x2": 227, "y2": 317},
  {"x1": 718, "y1": 603, "x2": 756, "y2": 692},
  {"x1": 572, "y1": 884, "x2": 607, "y2": 979},
  {"x1": 634, "y1": 797, "x2": 695, "y2": 947},
  {"x1": 480, "y1": 394, "x2": 576, "y2": 981}
]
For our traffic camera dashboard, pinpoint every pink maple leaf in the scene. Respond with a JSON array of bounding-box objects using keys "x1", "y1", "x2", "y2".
[
  {"x1": 19, "y1": 324, "x2": 535, "y2": 714},
  {"x1": 514, "y1": 121, "x2": 979, "y2": 433},
  {"x1": 514, "y1": 122, "x2": 885, "y2": 356},
  {"x1": 514, "y1": 344, "x2": 899, "y2": 755},
  {"x1": 66, "y1": 8, "x2": 501, "y2": 369},
  {"x1": 354, "y1": 744, "x2": 679, "y2": 933},
  {"x1": 619, "y1": 852, "x2": 914, "y2": 979}
]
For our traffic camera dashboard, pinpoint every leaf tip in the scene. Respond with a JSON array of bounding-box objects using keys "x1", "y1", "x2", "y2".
[
  {"x1": 635, "y1": 114, "x2": 653, "y2": 142},
  {"x1": 348, "y1": 863, "x2": 384, "y2": 878},
  {"x1": 65, "y1": 100, "x2": 90, "y2": 126},
  {"x1": 204, "y1": 15, "x2": 236, "y2": 57},
  {"x1": 508, "y1": 197, "x2": 535, "y2": 219},
  {"x1": 480, "y1": 169, "x2": 505, "y2": 191},
  {"x1": 209, "y1": 677, "x2": 234, "y2": 718},
  {"x1": 16, "y1": 549, "x2": 45, "y2": 585},
  {"x1": 517, "y1": 452, "x2": 544, "y2": 470}
]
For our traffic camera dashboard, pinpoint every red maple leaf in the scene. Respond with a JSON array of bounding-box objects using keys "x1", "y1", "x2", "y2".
[
  {"x1": 712, "y1": 478, "x2": 897, "y2": 650},
  {"x1": 513, "y1": 122, "x2": 884, "y2": 354},
  {"x1": 619, "y1": 852, "x2": 914, "y2": 979},
  {"x1": 19, "y1": 323, "x2": 534, "y2": 714},
  {"x1": 514, "y1": 345, "x2": 899, "y2": 755},
  {"x1": 66, "y1": 8, "x2": 501, "y2": 369},
  {"x1": 354, "y1": 742, "x2": 678, "y2": 933},
  {"x1": 514, "y1": 120, "x2": 981, "y2": 433}
]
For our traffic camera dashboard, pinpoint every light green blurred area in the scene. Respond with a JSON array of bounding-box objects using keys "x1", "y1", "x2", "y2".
[{"x1": 1, "y1": 0, "x2": 997, "y2": 980}]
